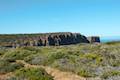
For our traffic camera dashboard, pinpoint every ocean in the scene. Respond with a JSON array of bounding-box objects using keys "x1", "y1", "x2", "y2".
[{"x1": 100, "y1": 36, "x2": 120, "y2": 43}]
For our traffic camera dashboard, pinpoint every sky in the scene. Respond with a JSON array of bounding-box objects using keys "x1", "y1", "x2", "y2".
[{"x1": 0, "y1": 0, "x2": 120, "y2": 37}]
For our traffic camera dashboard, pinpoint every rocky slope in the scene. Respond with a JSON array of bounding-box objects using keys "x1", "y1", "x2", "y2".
[
  {"x1": 0, "y1": 32, "x2": 100, "y2": 47},
  {"x1": 0, "y1": 32, "x2": 89, "y2": 47}
]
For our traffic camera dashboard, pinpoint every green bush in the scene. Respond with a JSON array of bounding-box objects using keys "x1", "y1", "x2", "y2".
[
  {"x1": 77, "y1": 69, "x2": 94, "y2": 77},
  {"x1": 101, "y1": 70, "x2": 120, "y2": 79},
  {"x1": 79, "y1": 53, "x2": 103, "y2": 66},
  {"x1": 0, "y1": 48, "x2": 8, "y2": 56},
  {"x1": 0, "y1": 60, "x2": 24, "y2": 74},
  {"x1": 8, "y1": 68, "x2": 53, "y2": 80},
  {"x1": 20, "y1": 46, "x2": 41, "y2": 53},
  {"x1": 3, "y1": 49, "x2": 34, "y2": 62},
  {"x1": 24, "y1": 54, "x2": 48, "y2": 66}
]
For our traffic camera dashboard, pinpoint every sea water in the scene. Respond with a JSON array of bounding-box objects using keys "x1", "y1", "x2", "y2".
[{"x1": 100, "y1": 36, "x2": 120, "y2": 43}]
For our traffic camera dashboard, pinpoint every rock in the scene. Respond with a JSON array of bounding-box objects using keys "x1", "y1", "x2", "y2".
[
  {"x1": 87, "y1": 36, "x2": 100, "y2": 43},
  {"x1": 0, "y1": 32, "x2": 100, "y2": 47}
]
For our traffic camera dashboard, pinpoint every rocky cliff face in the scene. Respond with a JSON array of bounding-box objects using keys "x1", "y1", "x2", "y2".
[
  {"x1": 0, "y1": 32, "x2": 100, "y2": 47},
  {"x1": 11, "y1": 32, "x2": 89, "y2": 47},
  {"x1": 87, "y1": 36, "x2": 100, "y2": 43}
]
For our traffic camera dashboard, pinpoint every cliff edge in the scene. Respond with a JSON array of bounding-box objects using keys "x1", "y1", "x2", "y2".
[{"x1": 0, "y1": 32, "x2": 100, "y2": 47}]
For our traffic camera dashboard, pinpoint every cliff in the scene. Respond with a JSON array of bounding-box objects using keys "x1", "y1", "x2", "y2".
[
  {"x1": 87, "y1": 36, "x2": 100, "y2": 43},
  {"x1": 0, "y1": 32, "x2": 100, "y2": 47}
]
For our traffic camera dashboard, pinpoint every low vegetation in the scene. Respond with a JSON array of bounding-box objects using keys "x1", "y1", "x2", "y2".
[
  {"x1": 7, "y1": 68, "x2": 53, "y2": 80},
  {"x1": 0, "y1": 42, "x2": 120, "y2": 80},
  {"x1": 0, "y1": 59, "x2": 24, "y2": 74},
  {"x1": 101, "y1": 70, "x2": 120, "y2": 79}
]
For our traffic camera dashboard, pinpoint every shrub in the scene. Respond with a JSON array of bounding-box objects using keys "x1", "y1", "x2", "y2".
[
  {"x1": 0, "y1": 48, "x2": 8, "y2": 56},
  {"x1": 101, "y1": 70, "x2": 120, "y2": 79},
  {"x1": 24, "y1": 54, "x2": 48, "y2": 66},
  {"x1": 8, "y1": 68, "x2": 53, "y2": 80},
  {"x1": 3, "y1": 49, "x2": 33, "y2": 62},
  {"x1": 20, "y1": 46, "x2": 41, "y2": 53},
  {"x1": 79, "y1": 53, "x2": 103, "y2": 66},
  {"x1": 52, "y1": 58, "x2": 76, "y2": 72},
  {"x1": 77, "y1": 69, "x2": 94, "y2": 77},
  {"x1": 46, "y1": 52, "x2": 69, "y2": 65},
  {"x1": 0, "y1": 60, "x2": 24, "y2": 74}
]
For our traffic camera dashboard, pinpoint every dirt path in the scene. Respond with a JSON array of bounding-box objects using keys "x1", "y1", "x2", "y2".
[
  {"x1": 16, "y1": 60, "x2": 86, "y2": 80},
  {"x1": 0, "y1": 72, "x2": 12, "y2": 80},
  {"x1": 0, "y1": 74, "x2": 8, "y2": 80}
]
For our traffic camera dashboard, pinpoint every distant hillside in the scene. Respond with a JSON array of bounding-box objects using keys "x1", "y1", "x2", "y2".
[{"x1": 0, "y1": 32, "x2": 100, "y2": 47}]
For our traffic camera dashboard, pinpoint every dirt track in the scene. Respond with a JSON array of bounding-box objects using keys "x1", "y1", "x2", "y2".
[
  {"x1": 0, "y1": 60, "x2": 100, "y2": 80},
  {"x1": 16, "y1": 60, "x2": 86, "y2": 80}
]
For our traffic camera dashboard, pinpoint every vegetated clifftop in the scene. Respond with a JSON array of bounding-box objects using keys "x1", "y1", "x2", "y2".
[{"x1": 0, "y1": 32, "x2": 100, "y2": 47}]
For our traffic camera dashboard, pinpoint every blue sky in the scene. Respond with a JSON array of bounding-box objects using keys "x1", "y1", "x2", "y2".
[{"x1": 0, "y1": 0, "x2": 120, "y2": 36}]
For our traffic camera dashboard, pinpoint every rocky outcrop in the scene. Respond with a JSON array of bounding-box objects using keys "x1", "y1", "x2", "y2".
[
  {"x1": 87, "y1": 36, "x2": 100, "y2": 43},
  {"x1": 0, "y1": 32, "x2": 100, "y2": 47}
]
